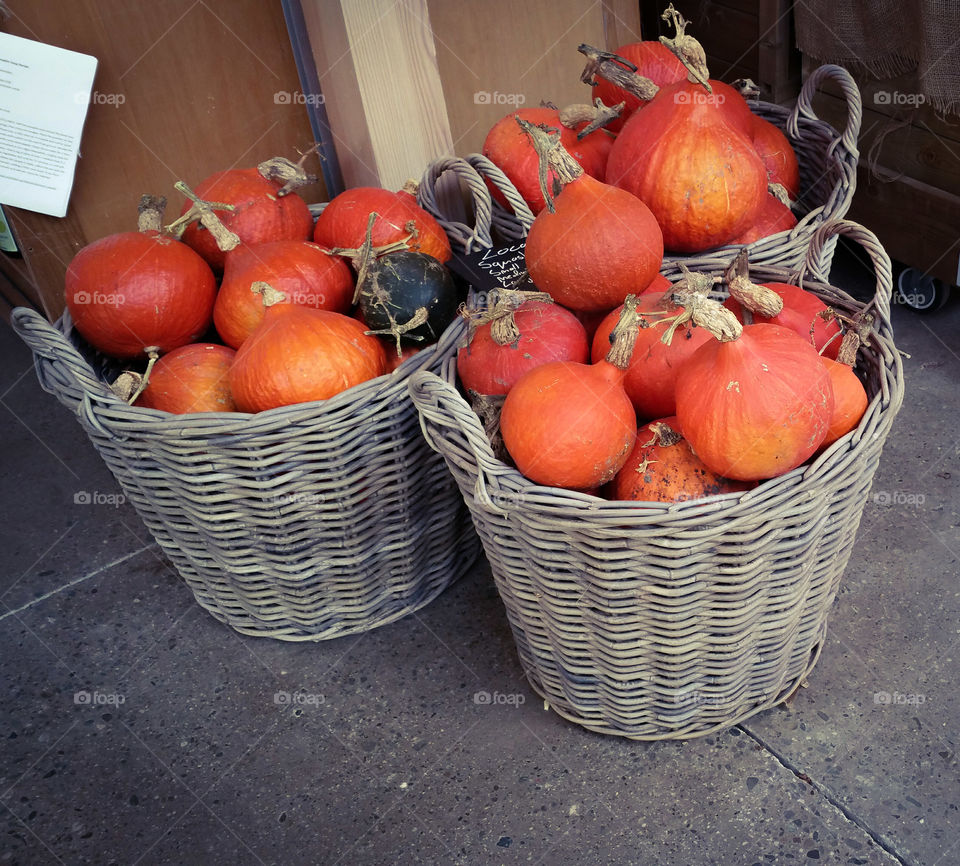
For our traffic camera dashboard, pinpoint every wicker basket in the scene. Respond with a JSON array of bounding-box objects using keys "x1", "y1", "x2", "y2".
[
  {"x1": 11, "y1": 306, "x2": 480, "y2": 642},
  {"x1": 418, "y1": 64, "x2": 862, "y2": 277},
  {"x1": 407, "y1": 219, "x2": 903, "y2": 740}
]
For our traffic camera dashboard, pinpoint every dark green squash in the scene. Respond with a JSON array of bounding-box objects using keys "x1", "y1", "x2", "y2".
[{"x1": 357, "y1": 250, "x2": 461, "y2": 353}]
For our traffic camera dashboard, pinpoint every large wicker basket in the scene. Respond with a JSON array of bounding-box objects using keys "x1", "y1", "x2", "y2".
[
  {"x1": 11, "y1": 307, "x2": 480, "y2": 642},
  {"x1": 407, "y1": 220, "x2": 903, "y2": 740},
  {"x1": 418, "y1": 64, "x2": 861, "y2": 277}
]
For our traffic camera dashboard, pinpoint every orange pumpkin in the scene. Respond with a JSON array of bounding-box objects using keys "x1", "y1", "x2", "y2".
[
  {"x1": 609, "y1": 417, "x2": 754, "y2": 502},
  {"x1": 135, "y1": 343, "x2": 237, "y2": 414}
]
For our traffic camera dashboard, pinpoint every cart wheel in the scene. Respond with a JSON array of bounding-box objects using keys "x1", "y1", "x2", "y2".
[{"x1": 895, "y1": 267, "x2": 953, "y2": 313}]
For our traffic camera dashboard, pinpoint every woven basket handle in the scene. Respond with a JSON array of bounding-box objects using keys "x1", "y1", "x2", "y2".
[
  {"x1": 417, "y1": 157, "x2": 495, "y2": 253},
  {"x1": 10, "y1": 307, "x2": 117, "y2": 410},
  {"x1": 798, "y1": 218, "x2": 893, "y2": 326},
  {"x1": 464, "y1": 153, "x2": 535, "y2": 240},
  {"x1": 787, "y1": 64, "x2": 862, "y2": 159},
  {"x1": 408, "y1": 368, "x2": 512, "y2": 506}
]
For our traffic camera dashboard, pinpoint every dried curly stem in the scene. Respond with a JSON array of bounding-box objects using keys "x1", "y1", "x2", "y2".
[
  {"x1": 515, "y1": 116, "x2": 583, "y2": 213},
  {"x1": 659, "y1": 3, "x2": 712, "y2": 92},
  {"x1": 577, "y1": 43, "x2": 660, "y2": 102},
  {"x1": 137, "y1": 195, "x2": 167, "y2": 233},
  {"x1": 768, "y1": 182, "x2": 793, "y2": 207},
  {"x1": 113, "y1": 347, "x2": 161, "y2": 405},
  {"x1": 559, "y1": 98, "x2": 624, "y2": 139},
  {"x1": 605, "y1": 294, "x2": 644, "y2": 369},
  {"x1": 258, "y1": 144, "x2": 320, "y2": 196},
  {"x1": 659, "y1": 266, "x2": 742, "y2": 344},
  {"x1": 166, "y1": 181, "x2": 240, "y2": 251},
  {"x1": 463, "y1": 288, "x2": 554, "y2": 346},
  {"x1": 723, "y1": 248, "x2": 784, "y2": 317},
  {"x1": 836, "y1": 330, "x2": 861, "y2": 366},
  {"x1": 329, "y1": 212, "x2": 413, "y2": 303}
]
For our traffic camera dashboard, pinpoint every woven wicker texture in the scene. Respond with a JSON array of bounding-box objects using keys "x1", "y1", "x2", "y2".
[
  {"x1": 11, "y1": 307, "x2": 480, "y2": 642},
  {"x1": 408, "y1": 219, "x2": 903, "y2": 740},
  {"x1": 418, "y1": 65, "x2": 861, "y2": 277}
]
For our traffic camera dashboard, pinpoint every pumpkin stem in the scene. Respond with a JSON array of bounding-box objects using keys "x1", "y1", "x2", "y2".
[
  {"x1": 515, "y1": 116, "x2": 583, "y2": 213},
  {"x1": 659, "y1": 3, "x2": 712, "y2": 93},
  {"x1": 723, "y1": 248, "x2": 784, "y2": 317},
  {"x1": 114, "y1": 347, "x2": 160, "y2": 405},
  {"x1": 577, "y1": 44, "x2": 660, "y2": 102},
  {"x1": 364, "y1": 306, "x2": 429, "y2": 357},
  {"x1": 251, "y1": 280, "x2": 288, "y2": 308},
  {"x1": 836, "y1": 330, "x2": 861, "y2": 366},
  {"x1": 559, "y1": 98, "x2": 624, "y2": 139},
  {"x1": 401, "y1": 178, "x2": 420, "y2": 196},
  {"x1": 166, "y1": 181, "x2": 240, "y2": 252},
  {"x1": 331, "y1": 212, "x2": 413, "y2": 302},
  {"x1": 137, "y1": 195, "x2": 167, "y2": 233},
  {"x1": 661, "y1": 267, "x2": 742, "y2": 344},
  {"x1": 258, "y1": 144, "x2": 320, "y2": 196},
  {"x1": 473, "y1": 288, "x2": 554, "y2": 346},
  {"x1": 648, "y1": 419, "x2": 684, "y2": 448},
  {"x1": 605, "y1": 294, "x2": 644, "y2": 369}
]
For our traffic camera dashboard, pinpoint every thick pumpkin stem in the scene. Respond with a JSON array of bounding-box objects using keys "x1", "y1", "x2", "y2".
[
  {"x1": 482, "y1": 289, "x2": 554, "y2": 346},
  {"x1": 331, "y1": 212, "x2": 413, "y2": 303},
  {"x1": 733, "y1": 77, "x2": 761, "y2": 99},
  {"x1": 660, "y1": 3, "x2": 712, "y2": 92},
  {"x1": 401, "y1": 178, "x2": 419, "y2": 196},
  {"x1": 659, "y1": 267, "x2": 742, "y2": 344},
  {"x1": 559, "y1": 98, "x2": 624, "y2": 139},
  {"x1": 166, "y1": 181, "x2": 240, "y2": 252},
  {"x1": 515, "y1": 116, "x2": 583, "y2": 213},
  {"x1": 648, "y1": 419, "x2": 684, "y2": 447},
  {"x1": 251, "y1": 280, "x2": 288, "y2": 308},
  {"x1": 605, "y1": 294, "x2": 644, "y2": 369},
  {"x1": 836, "y1": 330, "x2": 861, "y2": 366},
  {"x1": 577, "y1": 44, "x2": 660, "y2": 102},
  {"x1": 137, "y1": 195, "x2": 167, "y2": 233},
  {"x1": 364, "y1": 306, "x2": 429, "y2": 357},
  {"x1": 258, "y1": 144, "x2": 320, "y2": 196},
  {"x1": 723, "y1": 248, "x2": 784, "y2": 317}
]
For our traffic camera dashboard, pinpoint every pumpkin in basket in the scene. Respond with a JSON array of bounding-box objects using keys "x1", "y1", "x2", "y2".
[
  {"x1": 229, "y1": 284, "x2": 387, "y2": 413},
  {"x1": 482, "y1": 106, "x2": 614, "y2": 215},
  {"x1": 604, "y1": 7, "x2": 767, "y2": 253},
  {"x1": 65, "y1": 195, "x2": 217, "y2": 360},
  {"x1": 135, "y1": 343, "x2": 237, "y2": 414},
  {"x1": 519, "y1": 119, "x2": 663, "y2": 312},
  {"x1": 457, "y1": 292, "x2": 590, "y2": 396},
  {"x1": 172, "y1": 154, "x2": 316, "y2": 271},
  {"x1": 671, "y1": 277, "x2": 834, "y2": 481},
  {"x1": 609, "y1": 417, "x2": 753, "y2": 501},
  {"x1": 499, "y1": 298, "x2": 644, "y2": 489},
  {"x1": 214, "y1": 240, "x2": 354, "y2": 349}
]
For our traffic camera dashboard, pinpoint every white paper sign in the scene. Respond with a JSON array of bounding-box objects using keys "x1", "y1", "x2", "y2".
[{"x1": 0, "y1": 32, "x2": 98, "y2": 218}]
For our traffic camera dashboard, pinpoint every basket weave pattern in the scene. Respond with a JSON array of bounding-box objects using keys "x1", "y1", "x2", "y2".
[
  {"x1": 12, "y1": 309, "x2": 480, "y2": 641},
  {"x1": 408, "y1": 221, "x2": 903, "y2": 739},
  {"x1": 418, "y1": 65, "x2": 862, "y2": 277}
]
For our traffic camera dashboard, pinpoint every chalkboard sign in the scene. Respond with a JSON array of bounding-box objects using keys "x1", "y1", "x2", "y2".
[{"x1": 446, "y1": 241, "x2": 535, "y2": 298}]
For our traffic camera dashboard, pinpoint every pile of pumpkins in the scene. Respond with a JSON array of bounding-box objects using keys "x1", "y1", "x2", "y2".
[
  {"x1": 61, "y1": 3, "x2": 869, "y2": 505},
  {"x1": 64, "y1": 156, "x2": 464, "y2": 414},
  {"x1": 453, "y1": 5, "x2": 868, "y2": 502}
]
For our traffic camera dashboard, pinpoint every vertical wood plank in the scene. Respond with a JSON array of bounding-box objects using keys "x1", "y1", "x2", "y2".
[{"x1": 302, "y1": 0, "x2": 454, "y2": 191}]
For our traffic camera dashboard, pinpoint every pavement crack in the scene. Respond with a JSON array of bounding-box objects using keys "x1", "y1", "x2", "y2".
[{"x1": 736, "y1": 724, "x2": 916, "y2": 866}]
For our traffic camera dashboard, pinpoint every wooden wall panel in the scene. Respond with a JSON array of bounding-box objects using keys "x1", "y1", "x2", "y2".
[{"x1": 1, "y1": 0, "x2": 324, "y2": 321}]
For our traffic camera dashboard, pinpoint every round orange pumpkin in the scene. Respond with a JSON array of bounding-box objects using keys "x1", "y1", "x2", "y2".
[{"x1": 135, "y1": 343, "x2": 237, "y2": 414}]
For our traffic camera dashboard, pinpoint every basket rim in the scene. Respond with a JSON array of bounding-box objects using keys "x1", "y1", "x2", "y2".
[{"x1": 11, "y1": 306, "x2": 468, "y2": 437}]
